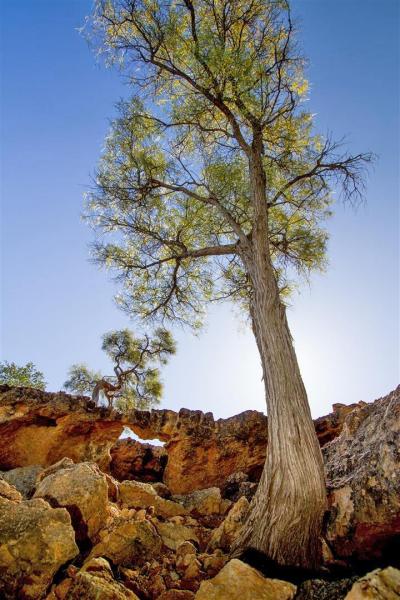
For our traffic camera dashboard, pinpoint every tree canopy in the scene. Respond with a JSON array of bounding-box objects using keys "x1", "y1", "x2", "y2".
[
  {"x1": 64, "y1": 328, "x2": 175, "y2": 411},
  {"x1": 86, "y1": 0, "x2": 371, "y2": 328},
  {"x1": 0, "y1": 361, "x2": 46, "y2": 390}
]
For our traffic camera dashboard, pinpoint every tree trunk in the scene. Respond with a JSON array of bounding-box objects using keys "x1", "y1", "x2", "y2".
[
  {"x1": 233, "y1": 145, "x2": 327, "y2": 569},
  {"x1": 233, "y1": 252, "x2": 327, "y2": 569}
]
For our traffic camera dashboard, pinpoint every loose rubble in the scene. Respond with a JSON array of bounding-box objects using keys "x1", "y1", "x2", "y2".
[{"x1": 0, "y1": 385, "x2": 398, "y2": 599}]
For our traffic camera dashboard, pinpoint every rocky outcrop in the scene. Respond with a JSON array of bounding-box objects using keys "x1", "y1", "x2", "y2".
[
  {"x1": 0, "y1": 383, "x2": 399, "y2": 600},
  {"x1": 0, "y1": 386, "x2": 125, "y2": 472},
  {"x1": 324, "y1": 386, "x2": 400, "y2": 561},
  {"x1": 1, "y1": 383, "x2": 399, "y2": 567},
  {"x1": 0, "y1": 384, "x2": 358, "y2": 495},
  {"x1": 0, "y1": 496, "x2": 78, "y2": 599}
]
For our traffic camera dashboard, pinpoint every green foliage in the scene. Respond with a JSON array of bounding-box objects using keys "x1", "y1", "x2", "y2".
[
  {"x1": 64, "y1": 328, "x2": 175, "y2": 411},
  {"x1": 64, "y1": 364, "x2": 102, "y2": 395},
  {"x1": 85, "y1": 0, "x2": 371, "y2": 326},
  {"x1": 0, "y1": 361, "x2": 46, "y2": 390}
]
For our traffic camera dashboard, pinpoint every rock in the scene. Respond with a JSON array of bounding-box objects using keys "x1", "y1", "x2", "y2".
[
  {"x1": 66, "y1": 557, "x2": 139, "y2": 599},
  {"x1": 208, "y1": 496, "x2": 249, "y2": 551},
  {"x1": 173, "y1": 488, "x2": 231, "y2": 516},
  {"x1": 119, "y1": 479, "x2": 188, "y2": 518},
  {"x1": 344, "y1": 567, "x2": 400, "y2": 599},
  {"x1": 34, "y1": 462, "x2": 109, "y2": 543},
  {"x1": 295, "y1": 577, "x2": 358, "y2": 600},
  {"x1": 0, "y1": 497, "x2": 78, "y2": 599},
  {"x1": 0, "y1": 385, "x2": 355, "y2": 496},
  {"x1": 177, "y1": 541, "x2": 197, "y2": 558},
  {"x1": 89, "y1": 516, "x2": 162, "y2": 566},
  {"x1": 0, "y1": 385, "x2": 125, "y2": 471},
  {"x1": 0, "y1": 477, "x2": 22, "y2": 502},
  {"x1": 49, "y1": 577, "x2": 73, "y2": 599},
  {"x1": 314, "y1": 402, "x2": 366, "y2": 447},
  {"x1": 104, "y1": 472, "x2": 119, "y2": 502},
  {"x1": 176, "y1": 548, "x2": 201, "y2": 577},
  {"x1": 152, "y1": 482, "x2": 172, "y2": 498},
  {"x1": 37, "y1": 457, "x2": 75, "y2": 482},
  {"x1": 195, "y1": 559, "x2": 296, "y2": 599},
  {"x1": 221, "y1": 472, "x2": 257, "y2": 502},
  {"x1": 120, "y1": 563, "x2": 167, "y2": 598},
  {"x1": 162, "y1": 410, "x2": 268, "y2": 494},
  {"x1": 200, "y1": 550, "x2": 227, "y2": 577},
  {"x1": 156, "y1": 521, "x2": 199, "y2": 550},
  {"x1": 110, "y1": 438, "x2": 168, "y2": 482},
  {"x1": 324, "y1": 386, "x2": 400, "y2": 561},
  {"x1": 158, "y1": 592, "x2": 195, "y2": 600},
  {"x1": 0, "y1": 464, "x2": 43, "y2": 498}
]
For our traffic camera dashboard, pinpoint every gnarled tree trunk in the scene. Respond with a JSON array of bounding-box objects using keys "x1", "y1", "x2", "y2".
[{"x1": 233, "y1": 147, "x2": 327, "y2": 569}]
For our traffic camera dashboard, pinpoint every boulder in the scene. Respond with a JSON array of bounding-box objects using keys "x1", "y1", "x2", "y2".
[
  {"x1": 221, "y1": 472, "x2": 257, "y2": 502},
  {"x1": 0, "y1": 497, "x2": 78, "y2": 599},
  {"x1": 0, "y1": 464, "x2": 43, "y2": 498},
  {"x1": 156, "y1": 520, "x2": 199, "y2": 551},
  {"x1": 89, "y1": 516, "x2": 162, "y2": 566},
  {"x1": 119, "y1": 479, "x2": 188, "y2": 518},
  {"x1": 66, "y1": 557, "x2": 139, "y2": 599},
  {"x1": 324, "y1": 386, "x2": 400, "y2": 560},
  {"x1": 208, "y1": 496, "x2": 249, "y2": 551},
  {"x1": 110, "y1": 438, "x2": 168, "y2": 482},
  {"x1": 173, "y1": 488, "x2": 231, "y2": 516},
  {"x1": 34, "y1": 462, "x2": 109, "y2": 543},
  {"x1": 0, "y1": 477, "x2": 22, "y2": 502},
  {"x1": 345, "y1": 567, "x2": 400, "y2": 599},
  {"x1": 194, "y1": 559, "x2": 296, "y2": 600}
]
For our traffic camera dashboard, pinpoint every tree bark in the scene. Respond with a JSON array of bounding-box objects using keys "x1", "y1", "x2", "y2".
[{"x1": 233, "y1": 145, "x2": 327, "y2": 569}]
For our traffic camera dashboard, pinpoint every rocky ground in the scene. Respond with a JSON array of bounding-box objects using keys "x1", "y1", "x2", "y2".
[{"x1": 0, "y1": 385, "x2": 399, "y2": 599}]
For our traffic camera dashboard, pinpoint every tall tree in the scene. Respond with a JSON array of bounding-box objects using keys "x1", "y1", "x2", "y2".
[
  {"x1": 0, "y1": 361, "x2": 46, "y2": 390},
  {"x1": 87, "y1": 0, "x2": 372, "y2": 568},
  {"x1": 64, "y1": 328, "x2": 175, "y2": 411}
]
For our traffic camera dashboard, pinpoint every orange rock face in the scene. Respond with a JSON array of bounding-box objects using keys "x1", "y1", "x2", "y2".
[
  {"x1": 0, "y1": 384, "x2": 360, "y2": 495},
  {"x1": 161, "y1": 410, "x2": 268, "y2": 494},
  {"x1": 110, "y1": 439, "x2": 168, "y2": 483},
  {"x1": 0, "y1": 386, "x2": 125, "y2": 472}
]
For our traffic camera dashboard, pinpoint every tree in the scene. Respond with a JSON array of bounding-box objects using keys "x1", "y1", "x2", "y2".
[
  {"x1": 0, "y1": 361, "x2": 46, "y2": 390},
  {"x1": 86, "y1": 0, "x2": 372, "y2": 568},
  {"x1": 64, "y1": 328, "x2": 175, "y2": 411}
]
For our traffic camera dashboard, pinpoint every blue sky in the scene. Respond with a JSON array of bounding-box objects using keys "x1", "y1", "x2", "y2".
[{"x1": 1, "y1": 0, "x2": 398, "y2": 420}]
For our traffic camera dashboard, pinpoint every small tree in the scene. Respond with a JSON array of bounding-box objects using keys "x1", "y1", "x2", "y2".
[
  {"x1": 0, "y1": 361, "x2": 46, "y2": 390},
  {"x1": 87, "y1": 0, "x2": 372, "y2": 568},
  {"x1": 64, "y1": 328, "x2": 175, "y2": 411}
]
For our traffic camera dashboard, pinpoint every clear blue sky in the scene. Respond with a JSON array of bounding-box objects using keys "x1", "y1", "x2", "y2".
[{"x1": 1, "y1": 0, "x2": 398, "y2": 419}]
